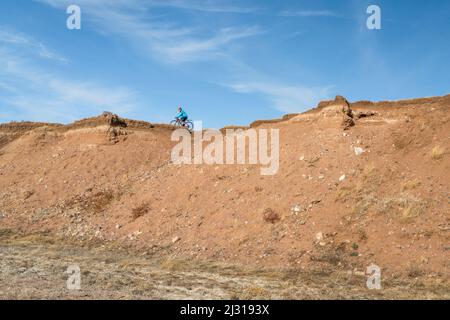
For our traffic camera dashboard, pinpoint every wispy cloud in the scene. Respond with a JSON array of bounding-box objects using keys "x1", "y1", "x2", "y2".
[
  {"x1": 226, "y1": 82, "x2": 333, "y2": 113},
  {"x1": 36, "y1": 0, "x2": 262, "y2": 64},
  {"x1": 280, "y1": 10, "x2": 339, "y2": 17},
  {"x1": 0, "y1": 28, "x2": 68, "y2": 63},
  {"x1": 0, "y1": 31, "x2": 138, "y2": 123},
  {"x1": 152, "y1": 26, "x2": 262, "y2": 63},
  {"x1": 38, "y1": 0, "x2": 258, "y2": 13},
  {"x1": 146, "y1": 0, "x2": 260, "y2": 13}
]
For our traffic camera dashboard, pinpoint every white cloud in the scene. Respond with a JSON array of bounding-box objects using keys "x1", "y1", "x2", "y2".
[
  {"x1": 0, "y1": 43, "x2": 137, "y2": 123},
  {"x1": 36, "y1": 0, "x2": 262, "y2": 64},
  {"x1": 153, "y1": 26, "x2": 262, "y2": 63},
  {"x1": 38, "y1": 0, "x2": 258, "y2": 14},
  {"x1": 280, "y1": 10, "x2": 339, "y2": 17},
  {"x1": 0, "y1": 29, "x2": 68, "y2": 63},
  {"x1": 226, "y1": 82, "x2": 333, "y2": 113}
]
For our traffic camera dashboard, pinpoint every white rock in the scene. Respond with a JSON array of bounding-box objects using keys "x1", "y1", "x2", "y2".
[
  {"x1": 354, "y1": 147, "x2": 365, "y2": 155},
  {"x1": 299, "y1": 155, "x2": 305, "y2": 161},
  {"x1": 339, "y1": 174, "x2": 346, "y2": 182},
  {"x1": 291, "y1": 204, "x2": 304, "y2": 215},
  {"x1": 172, "y1": 236, "x2": 181, "y2": 243},
  {"x1": 315, "y1": 232, "x2": 324, "y2": 242}
]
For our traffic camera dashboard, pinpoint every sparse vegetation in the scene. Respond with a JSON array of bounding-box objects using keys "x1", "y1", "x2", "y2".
[
  {"x1": 401, "y1": 179, "x2": 421, "y2": 191},
  {"x1": 262, "y1": 208, "x2": 280, "y2": 224},
  {"x1": 232, "y1": 286, "x2": 271, "y2": 300},
  {"x1": 431, "y1": 146, "x2": 445, "y2": 160},
  {"x1": 381, "y1": 195, "x2": 426, "y2": 223}
]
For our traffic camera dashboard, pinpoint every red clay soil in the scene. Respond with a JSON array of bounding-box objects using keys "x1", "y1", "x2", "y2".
[{"x1": 0, "y1": 96, "x2": 449, "y2": 280}]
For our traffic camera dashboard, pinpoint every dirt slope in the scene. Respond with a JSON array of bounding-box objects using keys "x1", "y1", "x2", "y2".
[{"x1": 0, "y1": 97, "x2": 449, "y2": 281}]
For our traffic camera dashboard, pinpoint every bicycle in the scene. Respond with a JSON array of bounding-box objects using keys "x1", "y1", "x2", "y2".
[{"x1": 170, "y1": 118, "x2": 194, "y2": 132}]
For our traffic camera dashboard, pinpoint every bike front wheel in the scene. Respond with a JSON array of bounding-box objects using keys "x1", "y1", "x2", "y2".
[{"x1": 185, "y1": 121, "x2": 194, "y2": 131}]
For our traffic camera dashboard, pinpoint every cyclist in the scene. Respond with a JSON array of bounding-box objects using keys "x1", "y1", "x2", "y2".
[{"x1": 175, "y1": 107, "x2": 188, "y2": 125}]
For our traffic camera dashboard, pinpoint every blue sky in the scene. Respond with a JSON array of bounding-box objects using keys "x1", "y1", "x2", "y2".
[{"x1": 0, "y1": 0, "x2": 449, "y2": 128}]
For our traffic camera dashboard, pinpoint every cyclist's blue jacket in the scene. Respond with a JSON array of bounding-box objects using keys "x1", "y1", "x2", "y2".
[{"x1": 176, "y1": 110, "x2": 188, "y2": 119}]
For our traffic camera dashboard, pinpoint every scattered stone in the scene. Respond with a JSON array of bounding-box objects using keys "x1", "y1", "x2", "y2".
[
  {"x1": 339, "y1": 174, "x2": 346, "y2": 182},
  {"x1": 172, "y1": 236, "x2": 181, "y2": 243},
  {"x1": 291, "y1": 204, "x2": 305, "y2": 215},
  {"x1": 354, "y1": 147, "x2": 365, "y2": 156},
  {"x1": 315, "y1": 232, "x2": 324, "y2": 242},
  {"x1": 354, "y1": 110, "x2": 377, "y2": 119},
  {"x1": 115, "y1": 224, "x2": 121, "y2": 229},
  {"x1": 299, "y1": 155, "x2": 305, "y2": 161},
  {"x1": 23, "y1": 190, "x2": 34, "y2": 200},
  {"x1": 127, "y1": 230, "x2": 142, "y2": 240}
]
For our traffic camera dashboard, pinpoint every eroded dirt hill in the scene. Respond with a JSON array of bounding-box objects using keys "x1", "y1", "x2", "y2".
[{"x1": 0, "y1": 96, "x2": 449, "y2": 281}]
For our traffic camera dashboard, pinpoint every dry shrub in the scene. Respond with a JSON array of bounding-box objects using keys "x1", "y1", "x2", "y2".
[
  {"x1": 362, "y1": 163, "x2": 382, "y2": 186},
  {"x1": 377, "y1": 194, "x2": 426, "y2": 222},
  {"x1": 401, "y1": 179, "x2": 421, "y2": 191},
  {"x1": 431, "y1": 146, "x2": 445, "y2": 160},
  {"x1": 352, "y1": 193, "x2": 377, "y2": 217},
  {"x1": 131, "y1": 203, "x2": 149, "y2": 220},
  {"x1": 65, "y1": 190, "x2": 115, "y2": 213},
  {"x1": 263, "y1": 208, "x2": 280, "y2": 224},
  {"x1": 335, "y1": 186, "x2": 353, "y2": 203},
  {"x1": 89, "y1": 191, "x2": 115, "y2": 212}
]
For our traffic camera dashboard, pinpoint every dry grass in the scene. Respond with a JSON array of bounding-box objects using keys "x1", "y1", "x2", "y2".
[
  {"x1": 377, "y1": 194, "x2": 426, "y2": 222},
  {"x1": 401, "y1": 179, "x2": 421, "y2": 191},
  {"x1": 131, "y1": 203, "x2": 149, "y2": 220},
  {"x1": 335, "y1": 186, "x2": 352, "y2": 203},
  {"x1": 89, "y1": 191, "x2": 115, "y2": 212},
  {"x1": 231, "y1": 285, "x2": 271, "y2": 300},
  {"x1": 351, "y1": 193, "x2": 377, "y2": 217},
  {"x1": 64, "y1": 190, "x2": 115, "y2": 214},
  {"x1": 1, "y1": 231, "x2": 449, "y2": 299},
  {"x1": 431, "y1": 146, "x2": 445, "y2": 160},
  {"x1": 160, "y1": 258, "x2": 185, "y2": 271}
]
